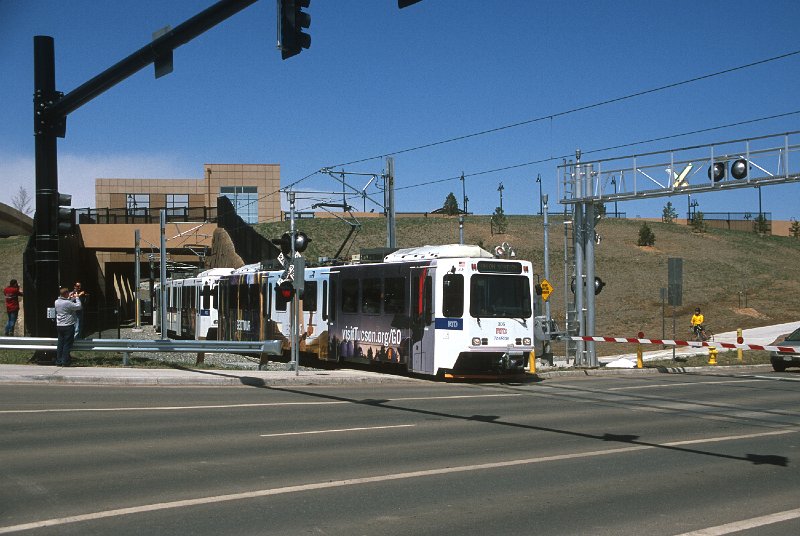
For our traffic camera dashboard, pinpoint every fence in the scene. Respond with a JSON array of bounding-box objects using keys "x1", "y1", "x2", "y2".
[{"x1": 0, "y1": 337, "x2": 282, "y2": 367}]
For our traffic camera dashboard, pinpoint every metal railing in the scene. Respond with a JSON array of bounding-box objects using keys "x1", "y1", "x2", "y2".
[{"x1": 0, "y1": 337, "x2": 282, "y2": 366}]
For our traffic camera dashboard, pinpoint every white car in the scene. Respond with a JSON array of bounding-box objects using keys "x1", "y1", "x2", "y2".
[{"x1": 770, "y1": 327, "x2": 800, "y2": 372}]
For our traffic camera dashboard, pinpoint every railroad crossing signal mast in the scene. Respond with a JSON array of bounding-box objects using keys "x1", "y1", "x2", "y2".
[{"x1": 559, "y1": 131, "x2": 800, "y2": 366}]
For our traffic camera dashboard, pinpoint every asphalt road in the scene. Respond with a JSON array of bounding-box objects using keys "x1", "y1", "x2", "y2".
[{"x1": 2, "y1": 371, "x2": 800, "y2": 535}]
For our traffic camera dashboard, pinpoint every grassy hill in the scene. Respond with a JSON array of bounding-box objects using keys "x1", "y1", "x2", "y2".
[
  {"x1": 2, "y1": 217, "x2": 798, "y2": 357},
  {"x1": 255, "y1": 215, "x2": 800, "y2": 354}
]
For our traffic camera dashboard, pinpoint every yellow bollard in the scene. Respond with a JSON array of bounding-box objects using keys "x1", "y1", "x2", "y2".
[
  {"x1": 528, "y1": 350, "x2": 536, "y2": 374},
  {"x1": 708, "y1": 346, "x2": 718, "y2": 365},
  {"x1": 636, "y1": 344, "x2": 643, "y2": 369},
  {"x1": 737, "y1": 328, "x2": 744, "y2": 362}
]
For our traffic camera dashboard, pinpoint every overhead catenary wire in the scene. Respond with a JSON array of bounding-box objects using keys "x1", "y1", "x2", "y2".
[{"x1": 325, "y1": 49, "x2": 800, "y2": 169}]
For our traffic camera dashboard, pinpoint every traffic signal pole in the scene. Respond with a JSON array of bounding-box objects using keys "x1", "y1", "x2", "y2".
[
  {"x1": 31, "y1": 36, "x2": 60, "y2": 342},
  {"x1": 28, "y1": 0, "x2": 258, "y2": 340}
]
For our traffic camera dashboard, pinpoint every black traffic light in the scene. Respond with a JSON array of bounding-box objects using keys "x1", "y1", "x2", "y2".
[
  {"x1": 279, "y1": 0, "x2": 311, "y2": 60},
  {"x1": 57, "y1": 193, "x2": 75, "y2": 234}
]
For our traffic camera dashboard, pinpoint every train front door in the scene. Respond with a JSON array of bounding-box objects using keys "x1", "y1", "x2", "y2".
[{"x1": 410, "y1": 267, "x2": 435, "y2": 375}]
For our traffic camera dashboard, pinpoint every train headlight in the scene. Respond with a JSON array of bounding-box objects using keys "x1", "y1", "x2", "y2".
[
  {"x1": 523, "y1": 337, "x2": 532, "y2": 345},
  {"x1": 472, "y1": 337, "x2": 482, "y2": 346}
]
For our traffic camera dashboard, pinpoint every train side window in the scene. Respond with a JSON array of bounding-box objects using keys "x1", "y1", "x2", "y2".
[
  {"x1": 362, "y1": 278, "x2": 381, "y2": 314},
  {"x1": 442, "y1": 273, "x2": 464, "y2": 317},
  {"x1": 303, "y1": 281, "x2": 318, "y2": 311},
  {"x1": 262, "y1": 280, "x2": 270, "y2": 317},
  {"x1": 384, "y1": 277, "x2": 405, "y2": 314},
  {"x1": 423, "y1": 276, "x2": 432, "y2": 324},
  {"x1": 322, "y1": 280, "x2": 329, "y2": 321},
  {"x1": 201, "y1": 284, "x2": 211, "y2": 309},
  {"x1": 342, "y1": 279, "x2": 358, "y2": 314},
  {"x1": 249, "y1": 283, "x2": 260, "y2": 312}
]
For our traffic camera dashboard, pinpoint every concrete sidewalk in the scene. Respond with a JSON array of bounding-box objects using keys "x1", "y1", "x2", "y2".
[{"x1": 0, "y1": 364, "x2": 425, "y2": 386}]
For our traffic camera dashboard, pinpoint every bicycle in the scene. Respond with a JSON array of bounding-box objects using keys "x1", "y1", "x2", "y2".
[{"x1": 691, "y1": 325, "x2": 714, "y2": 342}]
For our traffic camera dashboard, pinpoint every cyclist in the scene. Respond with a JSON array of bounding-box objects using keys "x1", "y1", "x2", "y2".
[{"x1": 690, "y1": 307, "x2": 706, "y2": 340}]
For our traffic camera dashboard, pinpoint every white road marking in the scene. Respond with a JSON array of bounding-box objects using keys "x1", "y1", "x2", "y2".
[
  {"x1": 260, "y1": 424, "x2": 415, "y2": 437},
  {"x1": 608, "y1": 379, "x2": 764, "y2": 391},
  {"x1": 0, "y1": 393, "x2": 519, "y2": 414},
  {"x1": 674, "y1": 506, "x2": 800, "y2": 535},
  {"x1": 0, "y1": 428, "x2": 794, "y2": 534}
]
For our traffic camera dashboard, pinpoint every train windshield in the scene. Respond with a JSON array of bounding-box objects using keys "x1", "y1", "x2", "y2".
[{"x1": 469, "y1": 275, "x2": 532, "y2": 319}]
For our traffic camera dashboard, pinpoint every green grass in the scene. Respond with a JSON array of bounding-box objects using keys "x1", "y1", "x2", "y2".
[{"x1": 256, "y1": 215, "x2": 800, "y2": 356}]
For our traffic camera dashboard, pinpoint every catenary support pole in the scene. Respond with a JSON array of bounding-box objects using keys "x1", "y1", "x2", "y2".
[{"x1": 159, "y1": 210, "x2": 167, "y2": 340}]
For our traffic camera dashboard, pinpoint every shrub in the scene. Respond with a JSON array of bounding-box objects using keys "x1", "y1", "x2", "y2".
[{"x1": 637, "y1": 222, "x2": 655, "y2": 246}]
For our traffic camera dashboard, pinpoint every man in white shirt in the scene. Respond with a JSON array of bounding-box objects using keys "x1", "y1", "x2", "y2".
[{"x1": 55, "y1": 287, "x2": 82, "y2": 366}]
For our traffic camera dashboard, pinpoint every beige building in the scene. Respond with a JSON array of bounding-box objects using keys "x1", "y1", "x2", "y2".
[{"x1": 95, "y1": 163, "x2": 281, "y2": 224}]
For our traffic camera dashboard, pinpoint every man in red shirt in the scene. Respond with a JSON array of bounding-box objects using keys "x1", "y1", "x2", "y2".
[{"x1": 4, "y1": 279, "x2": 23, "y2": 336}]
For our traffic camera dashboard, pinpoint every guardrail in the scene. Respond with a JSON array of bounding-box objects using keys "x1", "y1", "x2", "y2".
[{"x1": 0, "y1": 337, "x2": 282, "y2": 366}]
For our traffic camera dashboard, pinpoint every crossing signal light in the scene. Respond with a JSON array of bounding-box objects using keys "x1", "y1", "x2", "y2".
[
  {"x1": 273, "y1": 231, "x2": 311, "y2": 256},
  {"x1": 570, "y1": 276, "x2": 606, "y2": 295},
  {"x1": 57, "y1": 193, "x2": 75, "y2": 234},
  {"x1": 279, "y1": 0, "x2": 311, "y2": 60},
  {"x1": 277, "y1": 280, "x2": 295, "y2": 301},
  {"x1": 593, "y1": 276, "x2": 606, "y2": 295},
  {"x1": 731, "y1": 158, "x2": 748, "y2": 180},
  {"x1": 708, "y1": 162, "x2": 725, "y2": 182}
]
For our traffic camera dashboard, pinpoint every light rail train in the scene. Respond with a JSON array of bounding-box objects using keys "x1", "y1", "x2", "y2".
[{"x1": 158, "y1": 245, "x2": 535, "y2": 377}]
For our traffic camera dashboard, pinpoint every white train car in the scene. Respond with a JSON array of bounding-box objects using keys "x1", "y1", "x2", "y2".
[{"x1": 157, "y1": 268, "x2": 234, "y2": 340}]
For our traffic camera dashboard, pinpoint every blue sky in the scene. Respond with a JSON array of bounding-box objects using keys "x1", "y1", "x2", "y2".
[{"x1": 1, "y1": 0, "x2": 799, "y2": 221}]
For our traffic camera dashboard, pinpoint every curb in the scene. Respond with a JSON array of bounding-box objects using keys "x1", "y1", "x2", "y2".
[{"x1": 530, "y1": 363, "x2": 774, "y2": 379}]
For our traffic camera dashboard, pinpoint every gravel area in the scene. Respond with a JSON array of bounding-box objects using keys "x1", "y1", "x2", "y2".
[{"x1": 99, "y1": 325, "x2": 316, "y2": 371}]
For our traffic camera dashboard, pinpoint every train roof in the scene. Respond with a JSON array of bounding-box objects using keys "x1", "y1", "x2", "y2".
[
  {"x1": 383, "y1": 244, "x2": 494, "y2": 262},
  {"x1": 196, "y1": 268, "x2": 235, "y2": 277}
]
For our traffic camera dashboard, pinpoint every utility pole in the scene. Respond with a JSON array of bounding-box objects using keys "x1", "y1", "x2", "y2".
[
  {"x1": 134, "y1": 229, "x2": 141, "y2": 329},
  {"x1": 385, "y1": 157, "x2": 396, "y2": 248},
  {"x1": 497, "y1": 182, "x2": 504, "y2": 212}
]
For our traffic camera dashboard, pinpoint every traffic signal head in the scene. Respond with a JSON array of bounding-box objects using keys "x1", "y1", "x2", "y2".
[
  {"x1": 280, "y1": 0, "x2": 311, "y2": 60},
  {"x1": 57, "y1": 193, "x2": 75, "y2": 234}
]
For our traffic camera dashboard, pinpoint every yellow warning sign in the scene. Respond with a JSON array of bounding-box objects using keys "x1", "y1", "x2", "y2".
[{"x1": 540, "y1": 278, "x2": 553, "y2": 301}]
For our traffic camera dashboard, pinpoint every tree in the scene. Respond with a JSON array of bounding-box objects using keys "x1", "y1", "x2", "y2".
[
  {"x1": 442, "y1": 192, "x2": 459, "y2": 215},
  {"x1": 689, "y1": 211, "x2": 706, "y2": 233},
  {"x1": 637, "y1": 221, "x2": 655, "y2": 246},
  {"x1": 662, "y1": 201, "x2": 678, "y2": 223},
  {"x1": 753, "y1": 214, "x2": 770, "y2": 235},
  {"x1": 790, "y1": 218, "x2": 800, "y2": 239},
  {"x1": 11, "y1": 186, "x2": 32, "y2": 215},
  {"x1": 491, "y1": 206, "x2": 508, "y2": 235}
]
